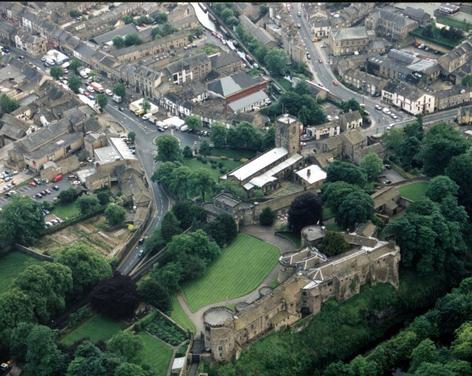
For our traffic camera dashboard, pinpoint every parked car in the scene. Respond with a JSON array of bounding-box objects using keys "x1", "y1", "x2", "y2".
[
  {"x1": 138, "y1": 249, "x2": 145, "y2": 258},
  {"x1": 375, "y1": 104, "x2": 382, "y2": 111},
  {"x1": 105, "y1": 89, "x2": 113, "y2": 96},
  {"x1": 52, "y1": 185, "x2": 60, "y2": 191}
]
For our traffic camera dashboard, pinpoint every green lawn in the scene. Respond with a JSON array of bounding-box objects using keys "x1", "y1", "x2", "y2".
[
  {"x1": 52, "y1": 201, "x2": 80, "y2": 220},
  {"x1": 61, "y1": 314, "x2": 125, "y2": 346},
  {"x1": 183, "y1": 158, "x2": 241, "y2": 181},
  {"x1": 399, "y1": 181, "x2": 429, "y2": 202},
  {"x1": 0, "y1": 251, "x2": 41, "y2": 294},
  {"x1": 169, "y1": 296, "x2": 196, "y2": 334},
  {"x1": 182, "y1": 234, "x2": 280, "y2": 312},
  {"x1": 137, "y1": 332, "x2": 173, "y2": 376},
  {"x1": 210, "y1": 148, "x2": 256, "y2": 160}
]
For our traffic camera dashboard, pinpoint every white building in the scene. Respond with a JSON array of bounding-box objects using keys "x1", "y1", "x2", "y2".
[{"x1": 381, "y1": 82, "x2": 435, "y2": 115}]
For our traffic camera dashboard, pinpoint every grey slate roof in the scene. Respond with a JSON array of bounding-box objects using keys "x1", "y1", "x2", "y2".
[
  {"x1": 210, "y1": 53, "x2": 241, "y2": 70},
  {"x1": 164, "y1": 53, "x2": 209, "y2": 75},
  {"x1": 0, "y1": 114, "x2": 29, "y2": 140},
  {"x1": 207, "y1": 71, "x2": 264, "y2": 97}
]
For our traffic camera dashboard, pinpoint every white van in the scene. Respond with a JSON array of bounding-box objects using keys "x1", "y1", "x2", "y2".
[{"x1": 180, "y1": 125, "x2": 189, "y2": 132}]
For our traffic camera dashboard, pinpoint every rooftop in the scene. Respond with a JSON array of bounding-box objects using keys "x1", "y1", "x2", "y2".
[
  {"x1": 228, "y1": 90, "x2": 269, "y2": 112},
  {"x1": 295, "y1": 164, "x2": 327, "y2": 185},
  {"x1": 332, "y1": 26, "x2": 368, "y2": 41},
  {"x1": 229, "y1": 147, "x2": 288, "y2": 182},
  {"x1": 248, "y1": 153, "x2": 303, "y2": 189},
  {"x1": 208, "y1": 71, "x2": 266, "y2": 98}
]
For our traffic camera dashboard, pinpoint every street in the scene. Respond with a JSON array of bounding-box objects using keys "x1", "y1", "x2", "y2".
[{"x1": 292, "y1": 4, "x2": 416, "y2": 133}]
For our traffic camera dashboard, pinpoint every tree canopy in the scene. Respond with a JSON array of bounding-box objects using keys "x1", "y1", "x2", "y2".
[
  {"x1": 360, "y1": 153, "x2": 383, "y2": 181},
  {"x1": 288, "y1": 192, "x2": 323, "y2": 233},
  {"x1": 326, "y1": 160, "x2": 367, "y2": 187},
  {"x1": 105, "y1": 204, "x2": 126, "y2": 226},
  {"x1": 155, "y1": 135, "x2": 181, "y2": 162}
]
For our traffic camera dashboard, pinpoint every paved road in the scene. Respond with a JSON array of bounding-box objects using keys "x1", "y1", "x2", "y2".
[{"x1": 293, "y1": 4, "x2": 415, "y2": 132}]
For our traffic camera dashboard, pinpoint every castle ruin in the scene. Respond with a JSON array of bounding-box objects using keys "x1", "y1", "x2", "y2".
[{"x1": 203, "y1": 227, "x2": 401, "y2": 362}]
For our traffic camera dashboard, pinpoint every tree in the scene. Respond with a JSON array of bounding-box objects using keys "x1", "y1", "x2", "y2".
[
  {"x1": 264, "y1": 49, "x2": 289, "y2": 77},
  {"x1": 0, "y1": 195, "x2": 44, "y2": 247},
  {"x1": 69, "y1": 59, "x2": 81, "y2": 73},
  {"x1": 56, "y1": 242, "x2": 112, "y2": 294},
  {"x1": 110, "y1": 84, "x2": 125, "y2": 100},
  {"x1": 210, "y1": 123, "x2": 228, "y2": 148},
  {"x1": 68, "y1": 75, "x2": 81, "y2": 93},
  {"x1": 69, "y1": 9, "x2": 81, "y2": 18},
  {"x1": 77, "y1": 195, "x2": 101, "y2": 215},
  {"x1": 125, "y1": 132, "x2": 135, "y2": 144},
  {"x1": 452, "y1": 322, "x2": 472, "y2": 360},
  {"x1": 24, "y1": 325, "x2": 65, "y2": 376},
  {"x1": 143, "y1": 229, "x2": 166, "y2": 254},
  {"x1": 96, "y1": 94, "x2": 108, "y2": 110},
  {"x1": 49, "y1": 67, "x2": 64, "y2": 80},
  {"x1": 123, "y1": 15, "x2": 133, "y2": 24},
  {"x1": 113, "y1": 36, "x2": 125, "y2": 48},
  {"x1": 183, "y1": 145, "x2": 193, "y2": 159},
  {"x1": 155, "y1": 135, "x2": 181, "y2": 162},
  {"x1": 426, "y1": 175, "x2": 459, "y2": 203},
  {"x1": 152, "y1": 161, "x2": 180, "y2": 187},
  {"x1": 169, "y1": 166, "x2": 193, "y2": 199},
  {"x1": 335, "y1": 191, "x2": 374, "y2": 231},
  {"x1": 137, "y1": 276, "x2": 170, "y2": 311},
  {"x1": 161, "y1": 212, "x2": 182, "y2": 243},
  {"x1": 322, "y1": 181, "x2": 363, "y2": 214},
  {"x1": 124, "y1": 33, "x2": 142, "y2": 47},
  {"x1": 408, "y1": 338, "x2": 437, "y2": 373},
  {"x1": 340, "y1": 98, "x2": 363, "y2": 114},
  {"x1": 0, "y1": 289, "x2": 34, "y2": 335},
  {"x1": 186, "y1": 115, "x2": 202, "y2": 131},
  {"x1": 360, "y1": 153, "x2": 383, "y2": 181},
  {"x1": 420, "y1": 123, "x2": 468, "y2": 177},
  {"x1": 259, "y1": 4, "x2": 269, "y2": 16},
  {"x1": 318, "y1": 231, "x2": 350, "y2": 257},
  {"x1": 462, "y1": 74, "x2": 472, "y2": 88},
  {"x1": 9, "y1": 322, "x2": 35, "y2": 362},
  {"x1": 326, "y1": 160, "x2": 367, "y2": 187},
  {"x1": 288, "y1": 192, "x2": 323, "y2": 234},
  {"x1": 172, "y1": 200, "x2": 206, "y2": 229},
  {"x1": 0, "y1": 94, "x2": 19, "y2": 114},
  {"x1": 154, "y1": 12, "x2": 168, "y2": 24},
  {"x1": 91, "y1": 273, "x2": 140, "y2": 320},
  {"x1": 114, "y1": 363, "x2": 147, "y2": 376},
  {"x1": 259, "y1": 207, "x2": 276, "y2": 226},
  {"x1": 227, "y1": 122, "x2": 263, "y2": 151},
  {"x1": 205, "y1": 214, "x2": 237, "y2": 247},
  {"x1": 107, "y1": 331, "x2": 143, "y2": 362},
  {"x1": 262, "y1": 127, "x2": 275, "y2": 151},
  {"x1": 168, "y1": 230, "x2": 221, "y2": 265},
  {"x1": 105, "y1": 204, "x2": 126, "y2": 226},
  {"x1": 199, "y1": 140, "x2": 211, "y2": 156},
  {"x1": 446, "y1": 153, "x2": 472, "y2": 215},
  {"x1": 192, "y1": 168, "x2": 214, "y2": 200},
  {"x1": 58, "y1": 187, "x2": 78, "y2": 204}
]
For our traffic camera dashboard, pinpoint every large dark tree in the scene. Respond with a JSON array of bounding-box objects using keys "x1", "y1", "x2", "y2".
[
  {"x1": 91, "y1": 273, "x2": 139, "y2": 320},
  {"x1": 161, "y1": 211, "x2": 182, "y2": 243},
  {"x1": 288, "y1": 192, "x2": 323, "y2": 234},
  {"x1": 137, "y1": 277, "x2": 171, "y2": 312},
  {"x1": 446, "y1": 153, "x2": 472, "y2": 215},
  {"x1": 326, "y1": 160, "x2": 367, "y2": 187},
  {"x1": 205, "y1": 213, "x2": 237, "y2": 247}
]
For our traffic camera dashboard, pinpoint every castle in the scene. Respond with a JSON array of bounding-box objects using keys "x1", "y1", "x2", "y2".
[{"x1": 202, "y1": 227, "x2": 401, "y2": 362}]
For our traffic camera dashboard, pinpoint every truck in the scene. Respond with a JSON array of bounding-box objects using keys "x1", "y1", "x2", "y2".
[
  {"x1": 91, "y1": 82, "x2": 104, "y2": 93},
  {"x1": 112, "y1": 94, "x2": 122, "y2": 103}
]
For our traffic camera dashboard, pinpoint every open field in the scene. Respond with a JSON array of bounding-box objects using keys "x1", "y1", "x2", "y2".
[
  {"x1": 138, "y1": 332, "x2": 173, "y2": 376},
  {"x1": 169, "y1": 296, "x2": 196, "y2": 333},
  {"x1": 182, "y1": 234, "x2": 280, "y2": 312},
  {"x1": 52, "y1": 201, "x2": 80, "y2": 220},
  {"x1": 61, "y1": 314, "x2": 125, "y2": 346},
  {"x1": 0, "y1": 251, "x2": 41, "y2": 294},
  {"x1": 399, "y1": 181, "x2": 429, "y2": 202},
  {"x1": 34, "y1": 215, "x2": 129, "y2": 258}
]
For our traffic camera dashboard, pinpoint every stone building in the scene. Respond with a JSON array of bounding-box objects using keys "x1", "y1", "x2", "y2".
[
  {"x1": 382, "y1": 81, "x2": 435, "y2": 115},
  {"x1": 203, "y1": 230, "x2": 401, "y2": 361},
  {"x1": 435, "y1": 86, "x2": 472, "y2": 111},
  {"x1": 368, "y1": 8, "x2": 418, "y2": 41},
  {"x1": 328, "y1": 26, "x2": 370, "y2": 56}
]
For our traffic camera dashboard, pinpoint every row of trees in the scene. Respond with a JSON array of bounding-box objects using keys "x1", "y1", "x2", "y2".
[
  {"x1": 324, "y1": 276, "x2": 472, "y2": 376},
  {"x1": 210, "y1": 122, "x2": 275, "y2": 152},
  {"x1": 112, "y1": 33, "x2": 142, "y2": 49},
  {"x1": 262, "y1": 81, "x2": 326, "y2": 125},
  {"x1": 151, "y1": 23, "x2": 177, "y2": 40}
]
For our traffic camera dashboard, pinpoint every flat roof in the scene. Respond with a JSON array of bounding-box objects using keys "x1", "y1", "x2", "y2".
[
  {"x1": 295, "y1": 164, "x2": 327, "y2": 185},
  {"x1": 228, "y1": 147, "x2": 288, "y2": 182},
  {"x1": 94, "y1": 145, "x2": 121, "y2": 164}
]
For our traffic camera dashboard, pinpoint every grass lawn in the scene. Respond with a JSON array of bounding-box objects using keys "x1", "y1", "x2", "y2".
[
  {"x1": 210, "y1": 148, "x2": 256, "y2": 160},
  {"x1": 138, "y1": 332, "x2": 173, "y2": 376},
  {"x1": 0, "y1": 251, "x2": 41, "y2": 294},
  {"x1": 183, "y1": 158, "x2": 241, "y2": 182},
  {"x1": 182, "y1": 234, "x2": 280, "y2": 312},
  {"x1": 399, "y1": 181, "x2": 429, "y2": 202},
  {"x1": 61, "y1": 314, "x2": 125, "y2": 346},
  {"x1": 52, "y1": 201, "x2": 80, "y2": 220},
  {"x1": 169, "y1": 296, "x2": 196, "y2": 334}
]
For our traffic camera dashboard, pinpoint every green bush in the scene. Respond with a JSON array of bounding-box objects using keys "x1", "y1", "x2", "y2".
[{"x1": 144, "y1": 314, "x2": 188, "y2": 346}]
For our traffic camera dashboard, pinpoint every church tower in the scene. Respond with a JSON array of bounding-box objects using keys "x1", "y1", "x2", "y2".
[{"x1": 275, "y1": 114, "x2": 301, "y2": 155}]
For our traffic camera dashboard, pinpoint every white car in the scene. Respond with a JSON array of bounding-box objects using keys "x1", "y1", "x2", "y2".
[
  {"x1": 78, "y1": 88, "x2": 85, "y2": 94},
  {"x1": 382, "y1": 107, "x2": 391, "y2": 114},
  {"x1": 375, "y1": 104, "x2": 382, "y2": 111},
  {"x1": 72, "y1": 180, "x2": 81, "y2": 185},
  {"x1": 86, "y1": 85, "x2": 95, "y2": 93},
  {"x1": 105, "y1": 89, "x2": 113, "y2": 96}
]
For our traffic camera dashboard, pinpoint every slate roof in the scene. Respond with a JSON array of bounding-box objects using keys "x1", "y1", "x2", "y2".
[
  {"x1": 332, "y1": 26, "x2": 368, "y2": 41},
  {"x1": 210, "y1": 52, "x2": 241, "y2": 70},
  {"x1": 207, "y1": 72, "x2": 265, "y2": 98},
  {"x1": 0, "y1": 114, "x2": 29, "y2": 140},
  {"x1": 164, "y1": 53, "x2": 209, "y2": 75}
]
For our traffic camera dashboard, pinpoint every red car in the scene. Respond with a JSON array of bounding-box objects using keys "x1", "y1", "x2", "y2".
[
  {"x1": 54, "y1": 174, "x2": 63, "y2": 183},
  {"x1": 332, "y1": 80, "x2": 339, "y2": 86},
  {"x1": 29, "y1": 181, "x2": 37, "y2": 187}
]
